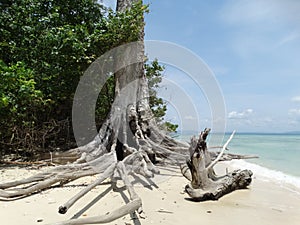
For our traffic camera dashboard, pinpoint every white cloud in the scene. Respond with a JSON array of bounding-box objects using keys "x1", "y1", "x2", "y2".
[
  {"x1": 220, "y1": 0, "x2": 300, "y2": 57},
  {"x1": 288, "y1": 109, "x2": 300, "y2": 127},
  {"x1": 220, "y1": 1, "x2": 274, "y2": 25},
  {"x1": 228, "y1": 108, "x2": 254, "y2": 119},
  {"x1": 291, "y1": 96, "x2": 300, "y2": 103},
  {"x1": 220, "y1": 0, "x2": 300, "y2": 27},
  {"x1": 288, "y1": 120, "x2": 299, "y2": 126},
  {"x1": 262, "y1": 117, "x2": 273, "y2": 123},
  {"x1": 289, "y1": 109, "x2": 300, "y2": 115}
]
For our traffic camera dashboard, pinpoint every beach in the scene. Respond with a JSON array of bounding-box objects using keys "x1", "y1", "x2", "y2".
[{"x1": 1, "y1": 162, "x2": 300, "y2": 225}]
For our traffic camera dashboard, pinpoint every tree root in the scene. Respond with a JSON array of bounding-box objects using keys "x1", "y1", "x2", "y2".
[
  {"x1": 0, "y1": 127, "x2": 257, "y2": 224},
  {"x1": 0, "y1": 129, "x2": 182, "y2": 224},
  {"x1": 185, "y1": 169, "x2": 253, "y2": 201},
  {"x1": 0, "y1": 1, "x2": 257, "y2": 222},
  {"x1": 52, "y1": 198, "x2": 142, "y2": 225},
  {"x1": 181, "y1": 129, "x2": 254, "y2": 201},
  {"x1": 58, "y1": 163, "x2": 117, "y2": 214}
]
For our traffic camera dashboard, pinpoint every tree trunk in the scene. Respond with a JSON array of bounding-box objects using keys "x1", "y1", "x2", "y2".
[
  {"x1": 0, "y1": 0, "x2": 255, "y2": 224},
  {"x1": 0, "y1": 1, "x2": 186, "y2": 224},
  {"x1": 181, "y1": 129, "x2": 253, "y2": 201}
]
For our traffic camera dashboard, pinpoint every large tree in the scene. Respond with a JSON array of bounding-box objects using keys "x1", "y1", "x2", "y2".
[
  {"x1": 0, "y1": 0, "x2": 255, "y2": 224},
  {"x1": 0, "y1": 0, "x2": 176, "y2": 156}
]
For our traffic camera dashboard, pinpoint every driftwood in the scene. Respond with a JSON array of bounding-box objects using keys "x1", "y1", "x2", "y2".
[
  {"x1": 0, "y1": 1, "x2": 188, "y2": 224},
  {"x1": 181, "y1": 128, "x2": 253, "y2": 201},
  {"x1": 0, "y1": 128, "x2": 255, "y2": 224},
  {"x1": 0, "y1": 0, "x2": 256, "y2": 224}
]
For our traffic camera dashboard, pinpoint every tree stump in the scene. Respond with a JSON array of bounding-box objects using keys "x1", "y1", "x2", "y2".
[{"x1": 181, "y1": 128, "x2": 253, "y2": 201}]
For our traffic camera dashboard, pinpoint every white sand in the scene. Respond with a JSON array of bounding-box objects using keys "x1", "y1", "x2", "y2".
[{"x1": 1, "y1": 162, "x2": 300, "y2": 225}]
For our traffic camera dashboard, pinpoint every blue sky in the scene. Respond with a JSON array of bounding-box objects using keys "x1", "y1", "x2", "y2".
[{"x1": 103, "y1": 0, "x2": 300, "y2": 133}]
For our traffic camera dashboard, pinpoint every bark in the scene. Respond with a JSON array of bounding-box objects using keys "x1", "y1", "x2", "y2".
[
  {"x1": 0, "y1": 1, "x2": 186, "y2": 224},
  {"x1": 182, "y1": 129, "x2": 253, "y2": 201},
  {"x1": 0, "y1": 0, "x2": 256, "y2": 224}
]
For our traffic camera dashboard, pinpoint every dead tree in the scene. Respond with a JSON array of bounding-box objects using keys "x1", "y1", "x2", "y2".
[
  {"x1": 0, "y1": 0, "x2": 255, "y2": 224},
  {"x1": 181, "y1": 128, "x2": 253, "y2": 201}
]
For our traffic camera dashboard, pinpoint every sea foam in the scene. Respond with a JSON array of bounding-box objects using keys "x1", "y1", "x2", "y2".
[{"x1": 226, "y1": 159, "x2": 300, "y2": 194}]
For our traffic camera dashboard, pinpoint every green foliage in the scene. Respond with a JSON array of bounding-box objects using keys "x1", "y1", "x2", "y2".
[
  {"x1": 0, "y1": 0, "x2": 146, "y2": 112},
  {"x1": 145, "y1": 60, "x2": 165, "y2": 121},
  {"x1": 0, "y1": 61, "x2": 46, "y2": 156},
  {"x1": 0, "y1": 61, "x2": 43, "y2": 124},
  {"x1": 146, "y1": 60, "x2": 178, "y2": 133},
  {"x1": 163, "y1": 122, "x2": 179, "y2": 133},
  {"x1": 96, "y1": 75, "x2": 115, "y2": 127},
  {"x1": 0, "y1": 0, "x2": 147, "y2": 154},
  {"x1": 0, "y1": 0, "x2": 176, "y2": 157}
]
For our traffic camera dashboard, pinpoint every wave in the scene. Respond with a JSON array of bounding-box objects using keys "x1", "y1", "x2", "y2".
[{"x1": 227, "y1": 160, "x2": 300, "y2": 194}]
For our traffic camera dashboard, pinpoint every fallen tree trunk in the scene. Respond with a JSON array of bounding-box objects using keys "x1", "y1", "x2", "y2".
[{"x1": 181, "y1": 128, "x2": 253, "y2": 201}]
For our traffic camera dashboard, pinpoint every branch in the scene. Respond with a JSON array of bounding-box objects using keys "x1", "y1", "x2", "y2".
[
  {"x1": 58, "y1": 162, "x2": 117, "y2": 214},
  {"x1": 50, "y1": 199, "x2": 142, "y2": 225},
  {"x1": 206, "y1": 130, "x2": 236, "y2": 170}
]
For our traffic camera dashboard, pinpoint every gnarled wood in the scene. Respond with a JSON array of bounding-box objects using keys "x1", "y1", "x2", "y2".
[
  {"x1": 51, "y1": 198, "x2": 142, "y2": 225},
  {"x1": 0, "y1": 0, "x2": 256, "y2": 224},
  {"x1": 182, "y1": 129, "x2": 253, "y2": 201},
  {"x1": 185, "y1": 169, "x2": 253, "y2": 201}
]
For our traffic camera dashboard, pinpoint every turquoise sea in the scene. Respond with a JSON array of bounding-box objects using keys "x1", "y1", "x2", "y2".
[{"x1": 175, "y1": 132, "x2": 300, "y2": 189}]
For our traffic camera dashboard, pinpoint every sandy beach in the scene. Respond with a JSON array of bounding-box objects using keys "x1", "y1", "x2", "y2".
[{"x1": 0, "y1": 162, "x2": 300, "y2": 225}]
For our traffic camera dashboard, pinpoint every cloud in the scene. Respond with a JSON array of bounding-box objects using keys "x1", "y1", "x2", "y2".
[
  {"x1": 220, "y1": 0, "x2": 300, "y2": 27},
  {"x1": 289, "y1": 109, "x2": 300, "y2": 115},
  {"x1": 288, "y1": 120, "x2": 299, "y2": 126},
  {"x1": 219, "y1": 0, "x2": 300, "y2": 57},
  {"x1": 220, "y1": 1, "x2": 274, "y2": 25},
  {"x1": 291, "y1": 96, "x2": 300, "y2": 103},
  {"x1": 228, "y1": 109, "x2": 254, "y2": 119},
  {"x1": 288, "y1": 109, "x2": 300, "y2": 127}
]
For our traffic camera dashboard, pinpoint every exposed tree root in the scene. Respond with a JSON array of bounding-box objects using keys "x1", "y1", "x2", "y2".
[
  {"x1": 51, "y1": 198, "x2": 142, "y2": 225},
  {"x1": 181, "y1": 128, "x2": 254, "y2": 201},
  {"x1": 0, "y1": 109, "x2": 191, "y2": 225},
  {"x1": 0, "y1": 1, "x2": 257, "y2": 222},
  {"x1": 185, "y1": 169, "x2": 253, "y2": 201},
  {"x1": 0, "y1": 125, "x2": 256, "y2": 224},
  {"x1": 0, "y1": 44, "x2": 257, "y2": 223},
  {"x1": 0, "y1": 1, "x2": 260, "y2": 225}
]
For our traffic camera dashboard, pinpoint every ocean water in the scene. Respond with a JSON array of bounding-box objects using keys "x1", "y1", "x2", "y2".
[{"x1": 175, "y1": 132, "x2": 300, "y2": 190}]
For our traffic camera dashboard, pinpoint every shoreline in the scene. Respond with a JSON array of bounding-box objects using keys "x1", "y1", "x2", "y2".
[
  {"x1": 227, "y1": 159, "x2": 300, "y2": 194},
  {"x1": 0, "y1": 162, "x2": 300, "y2": 225}
]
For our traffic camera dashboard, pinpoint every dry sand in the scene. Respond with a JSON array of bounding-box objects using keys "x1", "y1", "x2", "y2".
[{"x1": 0, "y1": 162, "x2": 300, "y2": 225}]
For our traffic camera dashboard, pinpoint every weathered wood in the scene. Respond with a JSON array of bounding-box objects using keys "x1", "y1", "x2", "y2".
[
  {"x1": 206, "y1": 130, "x2": 235, "y2": 170},
  {"x1": 0, "y1": 0, "x2": 256, "y2": 224},
  {"x1": 50, "y1": 198, "x2": 142, "y2": 225},
  {"x1": 0, "y1": 169, "x2": 97, "y2": 199},
  {"x1": 58, "y1": 162, "x2": 117, "y2": 214},
  {"x1": 185, "y1": 169, "x2": 253, "y2": 201},
  {"x1": 182, "y1": 129, "x2": 253, "y2": 201},
  {"x1": 51, "y1": 161, "x2": 143, "y2": 225},
  {"x1": 210, "y1": 152, "x2": 259, "y2": 161}
]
